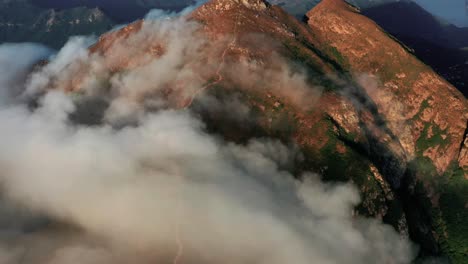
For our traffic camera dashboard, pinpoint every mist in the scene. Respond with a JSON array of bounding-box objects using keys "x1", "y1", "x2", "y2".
[
  {"x1": 0, "y1": 9, "x2": 418, "y2": 264},
  {"x1": 0, "y1": 43, "x2": 52, "y2": 106}
]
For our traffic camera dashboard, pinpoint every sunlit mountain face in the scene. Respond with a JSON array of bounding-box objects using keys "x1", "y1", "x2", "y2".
[{"x1": 266, "y1": 0, "x2": 468, "y2": 96}]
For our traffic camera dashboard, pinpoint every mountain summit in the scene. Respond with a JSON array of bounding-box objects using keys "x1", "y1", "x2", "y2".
[{"x1": 219, "y1": 0, "x2": 269, "y2": 10}]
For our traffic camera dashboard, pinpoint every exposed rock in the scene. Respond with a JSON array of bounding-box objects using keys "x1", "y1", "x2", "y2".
[{"x1": 306, "y1": 0, "x2": 468, "y2": 175}]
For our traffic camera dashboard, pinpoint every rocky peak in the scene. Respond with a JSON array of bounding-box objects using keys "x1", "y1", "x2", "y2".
[
  {"x1": 209, "y1": 0, "x2": 268, "y2": 11},
  {"x1": 314, "y1": 0, "x2": 356, "y2": 10},
  {"x1": 237, "y1": 0, "x2": 268, "y2": 10}
]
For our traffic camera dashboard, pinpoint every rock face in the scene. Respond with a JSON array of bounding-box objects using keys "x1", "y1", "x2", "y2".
[
  {"x1": 33, "y1": 0, "x2": 468, "y2": 262},
  {"x1": 307, "y1": 0, "x2": 467, "y2": 175},
  {"x1": 235, "y1": 0, "x2": 268, "y2": 10},
  {"x1": 305, "y1": 1, "x2": 468, "y2": 261}
]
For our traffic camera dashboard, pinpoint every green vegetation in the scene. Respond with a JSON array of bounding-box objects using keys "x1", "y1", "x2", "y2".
[
  {"x1": 283, "y1": 41, "x2": 326, "y2": 73},
  {"x1": 416, "y1": 123, "x2": 451, "y2": 155},
  {"x1": 411, "y1": 98, "x2": 431, "y2": 121},
  {"x1": 409, "y1": 156, "x2": 438, "y2": 182},
  {"x1": 437, "y1": 163, "x2": 468, "y2": 263},
  {"x1": 299, "y1": 117, "x2": 390, "y2": 217},
  {"x1": 324, "y1": 45, "x2": 348, "y2": 67},
  {"x1": 409, "y1": 155, "x2": 468, "y2": 263},
  {"x1": 212, "y1": 85, "x2": 390, "y2": 218},
  {"x1": 363, "y1": 46, "x2": 426, "y2": 87}
]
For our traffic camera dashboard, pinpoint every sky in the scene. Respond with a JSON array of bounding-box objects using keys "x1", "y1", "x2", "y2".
[{"x1": 413, "y1": 0, "x2": 468, "y2": 27}]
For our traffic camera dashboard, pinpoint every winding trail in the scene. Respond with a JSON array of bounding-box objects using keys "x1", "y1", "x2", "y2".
[
  {"x1": 172, "y1": 11, "x2": 242, "y2": 264},
  {"x1": 183, "y1": 11, "x2": 241, "y2": 109}
]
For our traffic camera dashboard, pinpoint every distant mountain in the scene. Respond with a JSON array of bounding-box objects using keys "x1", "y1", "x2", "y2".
[
  {"x1": 0, "y1": 0, "x2": 196, "y2": 49},
  {"x1": 354, "y1": 0, "x2": 468, "y2": 27},
  {"x1": 269, "y1": 0, "x2": 406, "y2": 19},
  {"x1": 30, "y1": 0, "x2": 196, "y2": 23},
  {"x1": 0, "y1": 0, "x2": 114, "y2": 49},
  {"x1": 362, "y1": 1, "x2": 468, "y2": 49},
  {"x1": 362, "y1": 1, "x2": 468, "y2": 96}
]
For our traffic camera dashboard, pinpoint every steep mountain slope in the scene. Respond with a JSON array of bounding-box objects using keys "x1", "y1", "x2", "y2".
[
  {"x1": 0, "y1": 0, "x2": 114, "y2": 49},
  {"x1": 306, "y1": 0, "x2": 468, "y2": 261},
  {"x1": 260, "y1": 0, "x2": 468, "y2": 96},
  {"x1": 307, "y1": 0, "x2": 466, "y2": 172},
  {"x1": 28, "y1": 0, "x2": 468, "y2": 262}
]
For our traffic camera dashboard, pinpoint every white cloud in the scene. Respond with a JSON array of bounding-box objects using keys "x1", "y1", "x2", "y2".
[{"x1": 0, "y1": 9, "x2": 418, "y2": 264}]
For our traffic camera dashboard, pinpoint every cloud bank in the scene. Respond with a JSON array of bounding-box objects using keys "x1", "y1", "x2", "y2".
[{"x1": 0, "y1": 10, "x2": 417, "y2": 264}]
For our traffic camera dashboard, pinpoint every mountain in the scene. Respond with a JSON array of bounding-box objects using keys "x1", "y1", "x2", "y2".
[
  {"x1": 24, "y1": 0, "x2": 467, "y2": 262},
  {"x1": 0, "y1": 0, "x2": 197, "y2": 49},
  {"x1": 30, "y1": 0, "x2": 196, "y2": 23},
  {"x1": 362, "y1": 1, "x2": 468, "y2": 96},
  {"x1": 267, "y1": 0, "x2": 468, "y2": 96},
  {"x1": 0, "y1": 0, "x2": 114, "y2": 49}
]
